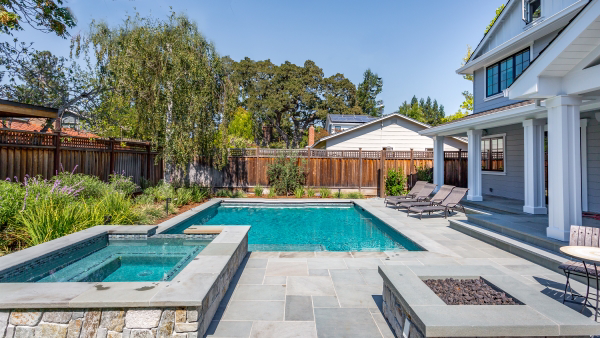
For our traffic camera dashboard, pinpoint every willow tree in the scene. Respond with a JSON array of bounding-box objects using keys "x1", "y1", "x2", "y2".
[{"x1": 76, "y1": 13, "x2": 236, "y2": 178}]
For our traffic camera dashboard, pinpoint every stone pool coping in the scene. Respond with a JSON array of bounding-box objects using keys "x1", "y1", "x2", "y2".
[
  {"x1": 154, "y1": 198, "x2": 454, "y2": 255},
  {"x1": 378, "y1": 264, "x2": 600, "y2": 337},
  {"x1": 0, "y1": 225, "x2": 249, "y2": 309}
]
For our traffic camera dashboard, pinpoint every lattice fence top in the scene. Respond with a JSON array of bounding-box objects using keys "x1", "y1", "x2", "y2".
[
  {"x1": 225, "y1": 148, "x2": 459, "y2": 159},
  {"x1": 0, "y1": 129, "x2": 55, "y2": 147}
]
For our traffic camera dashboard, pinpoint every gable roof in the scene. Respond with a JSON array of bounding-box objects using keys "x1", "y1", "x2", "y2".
[
  {"x1": 313, "y1": 113, "x2": 467, "y2": 148},
  {"x1": 328, "y1": 114, "x2": 377, "y2": 124},
  {"x1": 466, "y1": 0, "x2": 512, "y2": 65}
]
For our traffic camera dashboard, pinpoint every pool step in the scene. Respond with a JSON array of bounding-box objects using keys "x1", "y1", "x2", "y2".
[{"x1": 184, "y1": 226, "x2": 225, "y2": 234}]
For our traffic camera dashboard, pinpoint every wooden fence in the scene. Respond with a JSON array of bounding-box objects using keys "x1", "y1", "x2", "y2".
[
  {"x1": 0, "y1": 129, "x2": 163, "y2": 185},
  {"x1": 184, "y1": 148, "x2": 468, "y2": 195}
]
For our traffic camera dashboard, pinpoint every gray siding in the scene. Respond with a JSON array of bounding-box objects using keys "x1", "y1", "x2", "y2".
[
  {"x1": 473, "y1": 68, "x2": 524, "y2": 114},
  {"x1": 482, "y1": 123, "x2": 524, "y2": 201},
  {"x1": 532, "y1": 28, "x2": 562, "y2": 59},
  {"x1": 583, "y1": 111, "x2": 600, "y2": 213}
]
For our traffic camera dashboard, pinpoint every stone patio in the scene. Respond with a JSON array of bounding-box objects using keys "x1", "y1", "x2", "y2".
[{"x1": 205, "y1": 198, "x2": 600, "y2": 338}]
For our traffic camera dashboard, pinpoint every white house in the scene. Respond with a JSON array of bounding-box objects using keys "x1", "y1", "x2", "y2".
[
  {"x1": 420, "y1": 0, "x2": 600, "y2": 241},
  {"x1": 313, "y1": 113, "x2": 467, "y2": 151},
  {"x1": 325, "y1": 114, "x2": 378, "y2": 134}
]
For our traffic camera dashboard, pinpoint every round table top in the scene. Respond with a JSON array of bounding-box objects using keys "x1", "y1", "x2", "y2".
[{"x1": 560, "y1": 246, "x2": 600, "y2": 264}]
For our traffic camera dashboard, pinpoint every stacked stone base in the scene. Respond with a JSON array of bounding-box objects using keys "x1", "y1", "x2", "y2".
[
  {"x1": 382, "y1": 283, "x2": 425, "y2": 338},
  {"x1": 0, "y1": 307, "x2": 209, "y2": 338}
]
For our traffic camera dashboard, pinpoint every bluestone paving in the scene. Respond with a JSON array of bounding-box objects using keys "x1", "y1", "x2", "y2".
[
  {"x1": 286, "y1": 277, "x2": 336, "y2": 297},
  {"x1": 284, "y1": 295, "x2": 314, "y2": 321},
  {"x1": 221, "y1": 301, "x2": 285, "y2": 321},
  {"x1": 314, "y1": 308, "x2": 382, "y2": 338},
  {"x1": 334, "y1": 284, "x2": 382, "y2": 308},
  {"x1": 312, "y1": 296, "x2": 340, "y2": 308},
  {"x1": 265, "y1": 262, "x2": 308, "y2": 276},
  {"x1": 249, "y1": 321, "x2": 317, "y2": 338},
  {"x1": 307, "y1": 259, "x2": 347, "y2": 270},
  {"x1": 206, "y1": 320, "x2": 254, "y2": 337},
  {"x1": 359, "y1": 269, "x2": 384, "y2": 286},
  {"x1": 232, "y1": 285, "x2": 286, "y2": 301},
  {"x1": 329, "y1": 269, "x2": 365, "y2": 285},
  {"x1": 263, "y1": 276, "x2": 286, "y2": 285},
  {"x1": 245, "y1": 258, "x2": 268, "y2": 268},
  {"x1": 309, "y1": 269, "x2": 330, "y2": 276},
  {"x1": 238, "y1": 268, "x2": 266, "y2": 284}
]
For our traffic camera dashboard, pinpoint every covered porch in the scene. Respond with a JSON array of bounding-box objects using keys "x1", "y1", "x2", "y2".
[{"x1": 422, "y1": 0, "x2": 600, "y2": 242}]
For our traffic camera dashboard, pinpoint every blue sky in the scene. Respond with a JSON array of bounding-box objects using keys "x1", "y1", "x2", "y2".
[{"x1": 12, "y1": 0, "x2": 503, "y2": 116}]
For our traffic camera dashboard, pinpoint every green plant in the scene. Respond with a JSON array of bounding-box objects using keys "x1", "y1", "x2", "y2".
[
  {"x1": 267, "y1": 187, "x2": 276, "y2": 198},
  {"x1": 267, "y1": 155, "x2": 306, "y2": 196},
  {"x1": 346, "y1": 192, "x2": 364, "y2": 199},
  {"x1": 319, "y1": 188, "x2": 331, "y2": 198},
  {"x1": 0, "y1": 181, "x2": 24, "y2": 228},
  {"x1": 109, "y1": 173, "x2": 139, "y2": 195},
  {"x1": 53, "y1": 171, "x2": 107, "y2": 199},
  {"x1": 416, "y1": 166, "x2": 433, "y2": 183},
  {"x1": 214, "y1": 189, "x2": 233, "y2": 198},
  {"x1": 174, "y1": 187, "x2": 193, "y2": 207},
  {"x1": 294, "y1": 187, "x2": 305, "y2": 198},
  {"x1": 189, "y1": 184, "x2": 209, "y2": 202},
  {"x1": 254, "y1": 184, "x2": 264, "y2": 197},
  {"x1": 306, "y1": 187, "x2": 315, "y2": 198},
  {"x1": 333, "y1": 190, "x2": 345, "y2": 198},
  {"x1": 232, "y1": 190, "x2": 246, "y2": 198},
  {"x1": 385, "y1": 168, "x2": 407, "y2": 196}
]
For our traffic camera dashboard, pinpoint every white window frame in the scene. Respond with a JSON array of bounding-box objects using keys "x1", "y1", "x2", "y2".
[
  {"x1": 522, "y1": 0, "x2": 544, "y2": 26},
  {"x1": 481, "y1": 133, "x2": 507, "y2": 176}
]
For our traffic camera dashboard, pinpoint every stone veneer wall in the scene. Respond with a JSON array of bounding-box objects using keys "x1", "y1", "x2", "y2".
[
  {"x1": 0, "y1": 234, "x2": 248, "y2": 338},
  {"x1": 382, "y1": 282, "x2": 425, "y2": 338}
]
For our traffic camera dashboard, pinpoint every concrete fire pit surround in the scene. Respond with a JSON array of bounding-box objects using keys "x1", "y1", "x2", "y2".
[
  {"x1": 0, "y1": 224, "x2": 249, "y2": 337},
  {"x1": 379, "y1": 264, "x2": 600, "y2": 337}
]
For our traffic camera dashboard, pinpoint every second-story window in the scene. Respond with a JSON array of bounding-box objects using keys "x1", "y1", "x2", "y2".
[
  {"x1": 524, "y1": 0, "x2": 542, "y2": 24},
  {"x1": 486, "y1": 48, "x2": 530, "y2": 97}
]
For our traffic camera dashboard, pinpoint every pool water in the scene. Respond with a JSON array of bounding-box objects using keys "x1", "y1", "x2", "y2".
[
  {"x1": 30, "y1": 239, "x2": 209, "y2": 283},
  {"x1": 166, "y1": 203, "x2": 422, "y2": 252}
]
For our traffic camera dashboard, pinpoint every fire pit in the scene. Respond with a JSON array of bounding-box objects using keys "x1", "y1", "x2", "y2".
[
  {"x1": 423, "y1": 277, "x2": 521, "y2": 305},
  {"x1": 378, "y1": 265, "x2": 600, "y2": 337}
]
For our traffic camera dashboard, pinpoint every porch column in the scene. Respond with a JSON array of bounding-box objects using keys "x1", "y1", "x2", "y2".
[
  {"x1": 467, "y1": 129, "x2": 483, "y2": 201},
  {"x1": 432, "y1": 136, "x2": 444, "y2": 192},
  {"x1": 522, "y1": 119, "x2": 547, "y2": 214},
  {"x1": 546, "y1": 95, "x2": 582, "y2": 241}
]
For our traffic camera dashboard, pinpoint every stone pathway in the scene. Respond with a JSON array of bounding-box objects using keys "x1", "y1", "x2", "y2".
[{"x1": 205, "y1": 199, "x2": 599, "y2": 338}]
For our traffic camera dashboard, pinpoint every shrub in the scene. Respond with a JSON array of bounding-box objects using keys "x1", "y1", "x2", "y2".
[
  {"x1": 0, "y1": 181, "x2": 24, "y2": 228},
  {"x1": 232, "y1": 190, "x2": 246, "y2": 198},
  {"x1": 385, "y1": 168, "x2": 407, "y2": 196},
  {"x1": 306, "y1": 187, "x2": 315, "y2": 198},
  {"x1": 416, "y1": 166, "x2": 433, "y2": 183},
  {"x1": 267, "y1": 155, "x2": 306, "y2": 196},
  {"x1": 175, "y1": 187, "x2": 193, "y2": 207},
  {"x1": 267, "y1": 187, "x2": 276, "y2": 198},
  {"x1": 254, "y1": 184, "x2": 264, "y2": 197},
  {"x1": 294, "y1": 187, "x2": 304, "y2": 198},
  {"x1": 215, "y1": 189, "x2": 233, "y2": 198},
  {"x1": 346, "y1": 192, "x2": 364, "y2": 199},
  {"x1": 109, "y1": 173, "x2": 139, "y2": 195},
  {"x1": 333, "y1": 190, "x2": 345, "y2": 198},
  {"x1": 319, "y1": 188, "x2": 331, "y2": 198},
  {"x1": 52, "y1": 172, "x2": 106, "y2": 199},
  {"x1": 189, "y1": 184, "x2": 209, "y2": 202}
]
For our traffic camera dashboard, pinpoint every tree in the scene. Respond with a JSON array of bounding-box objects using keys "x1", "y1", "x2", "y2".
[
  {"x1": 484, "y1": 4, "x2": 506, "y2": 35},
  {"x1": 459, "y1": 91, "x2": 473, "y2": 113},
  {"x1": 0, "y1": 41, "x2": 103, "y2": 131},
  {"x1": 78, "y1": 13, "x2": 236, "y2": 176},
  {"x1": 397, "y1": 95, "x2": 445, "y2": 126},
  {"x1": 231, "y1": 58, "x2": 358, "y2": 148},
  {"x1": 356, "y1": 69, "x2": 383, "y2": 117},
  {"x1": 228, "y1": 107, "x2": 255, "y2": 148},
  {"x1": 1, "y1": 0, "x2": 75, "y2": 38}
]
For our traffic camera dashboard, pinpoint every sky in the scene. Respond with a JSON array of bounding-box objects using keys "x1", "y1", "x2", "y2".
[{"x1": 11, "y1": 0, "x2": 504, "y2": 116}]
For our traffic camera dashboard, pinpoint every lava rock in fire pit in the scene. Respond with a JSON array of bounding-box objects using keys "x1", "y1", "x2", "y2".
[{"x1": 423, "y1": 278, "x2": 520, "y2": 305}]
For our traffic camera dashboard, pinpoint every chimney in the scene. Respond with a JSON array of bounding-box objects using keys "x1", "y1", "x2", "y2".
[{"x1": 308, "y1": 125, "x2": 315, "y2": 147}]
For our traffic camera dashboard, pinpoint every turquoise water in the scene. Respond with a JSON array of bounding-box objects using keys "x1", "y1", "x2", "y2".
[
  {"x1": 166, "y1": 203, "x2": 422, "y2": 252},
  {"x1": 33, "y1": 239, "x2": 209, "y2": 283}
]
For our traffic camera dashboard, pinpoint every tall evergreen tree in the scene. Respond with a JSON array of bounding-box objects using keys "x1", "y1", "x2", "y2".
[{"x1": 356, "y1": 69, "x2": 383, "y2": 117}]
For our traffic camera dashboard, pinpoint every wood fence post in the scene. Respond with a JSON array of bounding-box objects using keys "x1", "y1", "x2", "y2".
[
  {"x1": 307, "y1": 147, "x2": 311, "y2": 187},
  {"x1": 380, "y1": 148, "x2": 386, "y2": 198},
  {"x1": 358, "y1": 148, "x2": 362, "y2": 193},
  {"x1": 409, "y1": 148, "x2": 414, "y2": 188},
  {"x1": 458, "y1": 148, "x2": 462, "y2": 187},
  {"x1": 146, "y1": 142, "x2": 152, "y2": 182},
  {"x1": 109, "y1": 138, "x2": 115, "y2": 176},
  {"x1": 53, "y1": 131, "x2": 61, "y2": 175},
  {"x1": 255, "y1": 146, "x2": 260, "y2": 186}
]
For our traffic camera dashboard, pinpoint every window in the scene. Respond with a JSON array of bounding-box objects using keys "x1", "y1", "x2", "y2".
[
  {"x1": 523, "y1": 0, "x2": 541, "y2": 24},
  {"x1": 486, "y1": 48, "x2": 530, "y2": 97},
  {"x1": 481, "y1": 135, "x2": 505, "y2": 172}
]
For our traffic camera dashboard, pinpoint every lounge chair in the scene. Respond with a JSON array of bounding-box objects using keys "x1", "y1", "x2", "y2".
[
  {"x1": 407, "y1": 187, "x2": 468, "y2": 219},
  {"x1": 385, "y1": 181, "x2": 426, "y2": 206},
  {"x1": 398, "y1": 185, "x2": 455, "y2": 210},
  {"x1": 387, "y1": 183, "x2": 437, "y2": 208}
]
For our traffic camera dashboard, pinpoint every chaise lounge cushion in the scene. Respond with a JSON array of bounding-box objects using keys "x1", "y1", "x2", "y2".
[{"x1": 559, "y1": 261, "x2": 600, "y2": 277}]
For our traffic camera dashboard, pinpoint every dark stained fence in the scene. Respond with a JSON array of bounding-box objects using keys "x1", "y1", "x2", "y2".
[{"x1": 0, "y1": 129, "x2": 163, "y2": 185}]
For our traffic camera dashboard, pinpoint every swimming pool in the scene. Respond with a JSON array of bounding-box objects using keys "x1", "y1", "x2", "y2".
[
  {"x1": 164, "y1": 202, "x2": 422, "y2": 252},
  {"x1": 1, "y1": 238, "x2": 211, "y2": 283}
]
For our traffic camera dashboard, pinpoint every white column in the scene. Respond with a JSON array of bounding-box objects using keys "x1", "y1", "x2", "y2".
[
  {"x1": 467, "y1": 129, "x2": 483, "y2": 201},
  {"x1": 523, "y1": 119, "x2": 547, "y2": 214},
  {"x1": 433, "y1": 136, "x2": 445, "y2": 192},
  {"x1": 546, "y1": 95, "x2": 582, "y2": 242},
  {"x1": 581, "y1": 119, "x2": 588, "y2": 212}
]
